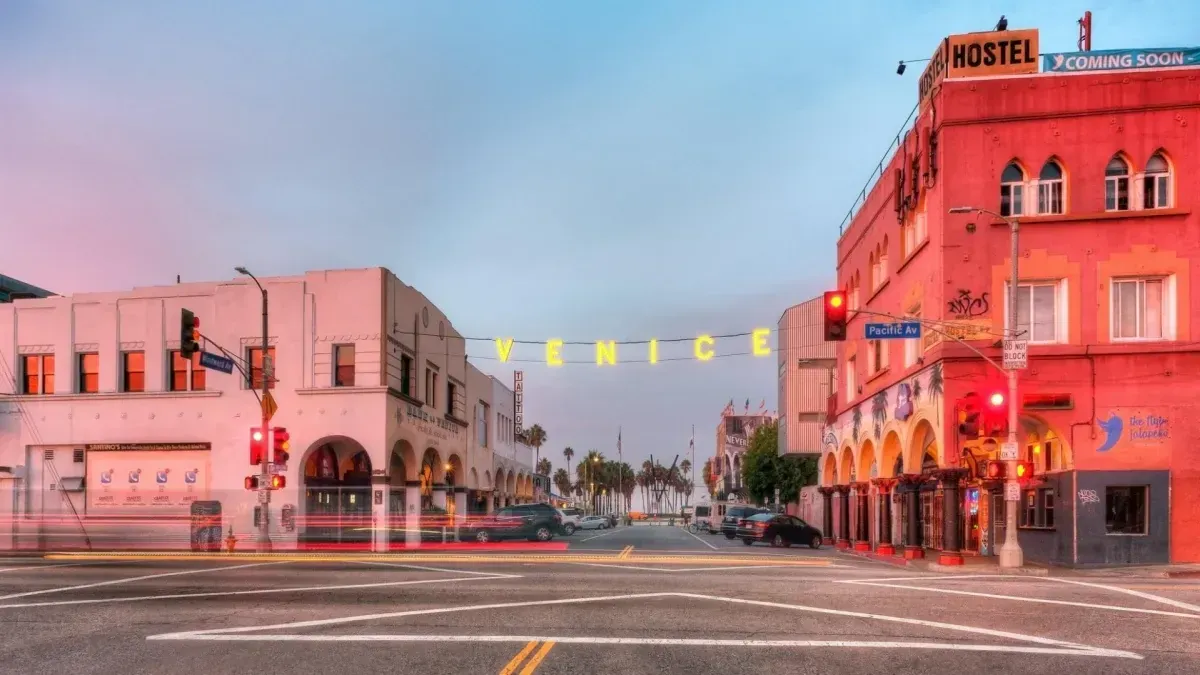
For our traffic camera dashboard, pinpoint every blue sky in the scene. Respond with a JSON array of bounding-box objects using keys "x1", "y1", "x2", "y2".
[{"x1": 2, "y1": 2, "x2": 1195, "y2": 505}]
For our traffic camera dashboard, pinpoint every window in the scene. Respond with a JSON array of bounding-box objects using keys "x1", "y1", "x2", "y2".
[
  {"x1": 1105, "y1": 486, "x2": 1147, "y2": 535},
  {"x1": 169, "y1": 351, "x2": 206, "y2": 392},
  {"x1": 1019, "y1": 488, "x2": 1056, "y2": 529},
  {"x1": 877, "y1": 238, "x2": 889, "y2": 283},
  {"x1": 400, "y1": 354, "x2": 413, "y2": 396},
  {"x1": 1143, "y1": 153, "x2": 1171, "y2": 209},
  {"x1": 999, "y1": 162, "x2": 1025, "y2": 217},
  {"x1": 1037, "y1": 161, "x2": 1064, "y2": 215},
  {"x1": 848, "y1": 274, "x2": 860, "y2": 311},
  {"x1": 868, "y1": 340, "x2": 888, "y2": 374},
  {"x1": 477, "y1": 401, "x2": 489, "y2": 447},
  {"x1": 903, "y1": 212, "x2": 927, "y2": 258},
  {"x1": 1105, "y1": 155, "x2": 1130, "y2": 211},
  {"x1": 334, "y1": 345, "x2": 355, "y2": 386},
  {"x1": 1112, "y1": 278, "x2": 1166, "y2": 341},
  {"x1": 122, "y1": 351, "x2": 145, "y2": 393},
  {"x1": 21, "y1": 354, "x2": 54, "y2": 395},
  {"x1": 424, "y1": 366, "x2": 438, "y2": 408},
  {"x1": 904, "y1": 305, "x2": 921, "y2": 368},
  {"x1": 247, "y1": 347, "x2": 276, "y2": 390},
  {"x1": 1007, "y1": 282, "x2": 1061, "y2": 343},
  {"x1": 78, "y1": 353, "x2": 99, "y2": 394},
  {"x1": 845, "y1": 357, "x2": 856, "y2": 403},
  {"x1": 446, "y1": 380, "x2": 459, "y2": 418}
]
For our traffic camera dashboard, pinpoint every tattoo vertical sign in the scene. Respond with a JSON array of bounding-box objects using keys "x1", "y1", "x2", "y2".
[{"x1": 513, "y1": 370, "x2": 524, "y2": 437}]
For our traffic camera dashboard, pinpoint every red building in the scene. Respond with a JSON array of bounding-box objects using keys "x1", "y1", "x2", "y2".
[{"x1": 819, "y1": 29, "x2": 1200, "y2": 566}]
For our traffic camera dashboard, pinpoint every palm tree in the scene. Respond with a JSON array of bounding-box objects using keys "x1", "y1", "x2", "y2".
[
  {"x1": 679, "y1": 459, "x2": 692, "y2": 508},
  {"x1": 871, "y1": 390, "x2": 889, "y2": 439},
  {"x1": 701, "y1": 459, "x2": 716, "y2": 497},
  {"x1": 536, "y1": 457, "x2": 552, "y2": 476},
  {"x1": 562, "y1": 446, "x2": 574, "y2": 484},
  {"x1": 553, "y1": 468, "x2": 571, "y2": 499},
  {"x1": 851, "y1": 406, "x2": 863, "y2": 443},
  {"x1": 525, "y1": 424, "x2": 547, "y2": 468},
  {"x1": 575, "y1": 450, "x2": 605, "y2": 513},
  {"x1": 928, "y1": 363, "x2": 944, "y2": 422}
]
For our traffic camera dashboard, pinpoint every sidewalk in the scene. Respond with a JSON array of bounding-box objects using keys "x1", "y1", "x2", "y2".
[{"x1": 837, "y1": 547, "x2": 1200, "y2": 578}]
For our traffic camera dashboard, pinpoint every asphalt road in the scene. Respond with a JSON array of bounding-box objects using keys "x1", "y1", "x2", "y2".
[{"x1": 2, "y1": 524, "x2": 1200, "y2": 674}]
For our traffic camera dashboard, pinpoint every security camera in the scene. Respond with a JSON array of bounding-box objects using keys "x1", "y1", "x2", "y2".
[{"x1": 965, "y1": 222, "x2": 977, "y2": 234}]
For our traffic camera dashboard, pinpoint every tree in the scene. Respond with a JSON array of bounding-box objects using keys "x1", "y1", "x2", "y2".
[
  {"x1": 562, "y1": 446, "x2": 575, "y2": 484},
  {"x1": 525, "y1": 424, "x2": 547, "y2": 468},
  {"x1": 775, "y1": 455, "x2": 818, "y2": 503},
  {"x1": 553, "y1": 468, "x2": 571, "y2": 498},
  {"x1": 741, "y1": 421, "x2": 780, "y2": 504},
  {"x1": 536, "y1": 457, "x2": 552, "y2": 476},
  {"x1": 702, "y1": 458, "x2": 716, "y2": 496}
]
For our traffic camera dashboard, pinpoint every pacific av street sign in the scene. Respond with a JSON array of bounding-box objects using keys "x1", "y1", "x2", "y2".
[{"x1": 864, "y1": 322, "x2": 922, "y2": 340}]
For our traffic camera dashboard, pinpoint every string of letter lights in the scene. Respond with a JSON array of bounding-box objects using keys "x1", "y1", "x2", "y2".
[{"x1": 469, "y1": 328, "x2": 774, "y2": 366}]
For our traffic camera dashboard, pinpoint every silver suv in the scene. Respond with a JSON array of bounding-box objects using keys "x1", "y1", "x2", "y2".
[{"x1": 558, "y1": 507, "x2": 584, "y2": 535}]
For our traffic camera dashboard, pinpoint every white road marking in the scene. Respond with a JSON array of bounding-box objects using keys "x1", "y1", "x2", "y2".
[
  {"x1": 577, "y1": 529, "x2": 623, "y2": 542},
  {"x1": 1043, "y1": 577, "x2": 1200, "y2": 615},
  {"x1": 0, "y1": 561, "x2": 287, "y2": 601},
  {"x1": 0, "y1": 574, "x2": 509, "y2": 610},
  {"x1": 354, "y1": 561, "x2": 520, "y2": 578},
  {"x1": 145, "y1": 589, "x2": 1138, "y2": 659},
  {"x1": 0, "y1": 563, "x2": 97, "y2": 574},
  {"x1": 565, "y1": 562, "x2": 844, "y2": 574},
  {"x1": 141, "y1": 633, "x2": 1138, "y2": 657},
  {"x1": 683, "y1": 529, "x2": 718, "y2": 550},
  {"x1": 842, "y1": 580, "x2": 1200, "y2": 619}
]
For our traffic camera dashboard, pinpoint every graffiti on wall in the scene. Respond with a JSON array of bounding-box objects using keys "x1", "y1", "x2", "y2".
[{"x1": 946, "y1": 289, "x2": 990, "y2": 319}]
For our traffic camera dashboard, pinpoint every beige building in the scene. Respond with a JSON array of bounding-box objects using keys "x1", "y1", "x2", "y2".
[{"x1": 777, "y1": 297, "x2": 835, "y2": 457}]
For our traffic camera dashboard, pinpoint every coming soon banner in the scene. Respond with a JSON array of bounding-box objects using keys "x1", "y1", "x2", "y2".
[{"x1": 1043, "y1": 47, "x2": 1200, "y2": 73}]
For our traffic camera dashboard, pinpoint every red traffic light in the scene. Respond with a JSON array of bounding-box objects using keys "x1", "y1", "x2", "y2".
[
  {"x1": 823, "y1": 291, "x2": 849, "y2": 342},
  {"x1": 244, "y1": 475, "x2": 260, "y2": 490},
  {"x1": 272, "y1": 427, "x2": 291, "y2": 464},
  {"x1": 270, "y1": 474, "x2": 286, "y2": 490},
  {"x1": 985, "y1": 461, "x2": 1005, "y2": 480},
  {"x1": 988, "y1": 392, "x2": 1004, "y2": 407},
  {"x1": 250, "y1": 428, "x2": 267, "y2": 465}
]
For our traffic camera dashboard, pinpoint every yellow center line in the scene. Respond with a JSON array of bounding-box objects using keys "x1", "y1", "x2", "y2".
[
  {"x1": 519, "y1": 641, "x2": 555, "y2": 674},
  {"x1": 499, "y1": 640, "x2": 539, "y2": 675},
  {"x1": 619, "y1": 546, "x2": 634, "y2": 559}
]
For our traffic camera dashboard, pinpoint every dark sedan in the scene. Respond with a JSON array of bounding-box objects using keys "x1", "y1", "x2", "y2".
[{"x1": 737, "y1": 513, "x2": 823, "y2": 548}]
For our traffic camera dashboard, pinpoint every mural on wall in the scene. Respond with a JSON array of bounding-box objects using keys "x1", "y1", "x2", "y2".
[
  {"x1": 871, "y1": 390, "x2": 889, "y2": 439},
  {"x1": 1096, "y1": 409, "x2": 1171, "y2": 453},
  {"x1": 851, "y1": 406, "x2": 862, "y2": 444},
  {"x1": 894, "y1": 383, "x2": 914, "y2": 421},
  {"x1": 824, "y1": 362, "x2": 946, "y2": 469}
]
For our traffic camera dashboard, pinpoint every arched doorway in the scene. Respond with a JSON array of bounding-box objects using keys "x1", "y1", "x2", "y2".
[
  {"x1": 301, "y1": 438, "x2": 372, "y2": 547},
  {"x1": 419, "y1": 448, "x2": 444, "y2": 512}
]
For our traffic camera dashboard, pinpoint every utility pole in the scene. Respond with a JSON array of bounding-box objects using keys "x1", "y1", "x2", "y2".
[
  {"x1": 949, "y1": 207, "x2": 1024, "y2": 569},
  {"x1": 237, "y1": 266, "x2": 272, "y2": 553}
]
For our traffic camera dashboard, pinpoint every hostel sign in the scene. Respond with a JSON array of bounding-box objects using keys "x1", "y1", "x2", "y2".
[{"x1": 919, "y1": 28, "x2": 1040, "y2": 109}]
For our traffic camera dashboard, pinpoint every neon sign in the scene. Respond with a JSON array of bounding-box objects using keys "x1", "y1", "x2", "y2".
[{"x1": 491, "y1": 328, "x2": 773, "y2": 366}]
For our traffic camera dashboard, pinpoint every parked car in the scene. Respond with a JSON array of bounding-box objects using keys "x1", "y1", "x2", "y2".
[
  {"x1": 736, "y1": 513, "x2": 823, "y2": 548},
  {"x1": 721, "y1": 505, "x2": 769, "y2": 539},
  {"x1": 577, "y1": 515, "x2": 609, "y2": 531},
  {"x1": 558, "y1": 507, "x2": 584, "y2": 535},
  {"x1": 468, "y1": 503, "x2": 563, "y2": 542}
]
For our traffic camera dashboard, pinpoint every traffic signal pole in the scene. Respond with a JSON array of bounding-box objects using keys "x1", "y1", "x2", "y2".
[
  {"x1": 999, "y1": 215, "x2": 1023, "y2": 569},
  {"x1": 237, "y1": 267, "x2": 272, "y2": 553}
]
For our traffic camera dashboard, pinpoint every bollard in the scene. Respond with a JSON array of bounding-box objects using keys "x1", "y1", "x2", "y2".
[{"x1": 224, "y1": 525, "x2": 238, "y2": 553}]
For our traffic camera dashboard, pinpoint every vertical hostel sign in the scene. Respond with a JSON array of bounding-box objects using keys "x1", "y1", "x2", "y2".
[
  {"x1": 919, "y1": 28, "x2": 1040, "y2": 110},
  {"x1": 513, "y1": 370, "x2": 524, "y2": 437}
]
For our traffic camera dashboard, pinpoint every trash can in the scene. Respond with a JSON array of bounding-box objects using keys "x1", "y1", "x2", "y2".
[{"x1": 190, "y1": 501, "x2": 223, "y2": 552}]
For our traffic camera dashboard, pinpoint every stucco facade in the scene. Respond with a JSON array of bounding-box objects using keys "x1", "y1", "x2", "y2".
[
  {"x1": 821, "y1": 58, "x2": 1200, "y2": 565},
  {"x1": 777, "y1": 297, "x2": 835, "y2": 456},
  {"x1": 0, "y1": 268, "x2": 539, "y2": 551}
]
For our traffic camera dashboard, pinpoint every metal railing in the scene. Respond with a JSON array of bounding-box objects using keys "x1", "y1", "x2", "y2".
[{"x1": 838, "y1": 104, "x2": 920, "y2": 237}]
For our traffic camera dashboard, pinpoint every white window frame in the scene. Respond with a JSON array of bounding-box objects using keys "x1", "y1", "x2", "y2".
[
  {"x1": 1105, "y1": 168, "x2": 1131, "y2": 212},
  {"x1": 868, "y1": 339, "x2": 888, "y2": 375},
  {"x1": 1004, "y1": 280, "x2": 1068, "y2": 345},
  {"x1": 903, "y1": 307, "x2": 921, "y2": 368},
  {"x1": 877, "y1": 248, "x2": 889, "y2": 282},
  {"x1": 1110, "y1": 276, "x2": 1174, "y2": 342},
  {"x1": 1035, "y1": 178, "x2": 1064, "y2": 215},
  {"x1": 845, "y1": 357, "x2": 856, "y2": 403},
  {"x1": 1142, "y1": 168, "x2": 1171, "y2": 210},
  {"x1": 1000, "y1": 175, "x2": 1025, "y2": 217}
]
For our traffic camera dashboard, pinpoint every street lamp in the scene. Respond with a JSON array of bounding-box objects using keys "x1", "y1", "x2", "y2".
[
  {"x1": 948, "y1": 205, "x2": 1023, "y2": 569},
  {"x1": 236, "y1": 266, "x2": 272, "y2": 553}
]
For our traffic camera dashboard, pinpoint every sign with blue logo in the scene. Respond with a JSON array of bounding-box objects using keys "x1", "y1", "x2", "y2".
[
  {"x1": 1096, "y1": 410, "x2": 1170, "y2": 453},
  {"x1": 1044, "y1": 47, "x2": 1200, "y2": 73},
  {"x1": 199, "y1": 350, "x2": 235, "y2": 375},
  {"x1": 865, "y1": 322, "x2": 922, "y2": 340}
]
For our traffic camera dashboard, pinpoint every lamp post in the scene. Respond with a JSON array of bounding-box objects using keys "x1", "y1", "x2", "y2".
[
  {"x1": 948, "y1": 206, "x2": 1023, "y2": 568},
  {"x1": 235, "y1": 266, "x2": 272, "y2": 553}
]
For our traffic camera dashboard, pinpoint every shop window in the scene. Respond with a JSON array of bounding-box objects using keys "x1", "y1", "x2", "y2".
[
  {"x1": 1105, "y1": 155, "x2": 1130, "y2": 212},
  {"x1": 169, "y1": 350, "x2": 206, "y2": 392},
  {"x1": 999, "y1": 162, "x2": 1025, "y2": 217},
  {"x1": 1142, "y1": 153, "x2": 1171, "y2": 210},
  {"x1": 334, "y1": 344, "x2": 355, "y2": 387},
  {"x1": 1036, "y1": 160, "x2": 1065, "y2": 215},
  {"x1": 21, "y1": 354, "x2": 54, "y2": 395},
  {"x1": 1020, "y1": 488, "x2": 1055, "y2": 529},
  {"x1": 1105, "y1": 486, "x2": 1147, "y2": 535},
  {"x1": 399, "y1": 354, "x2": 413, "y2": 396},
  {"x1": 122, "y1": 351, "x2": 145, "y2": 393},
  {"x1": 247, "y1": 347, "x2": 276, "y2": 390},
  {"x1": 1006, "y1": 281, "x2": 1064, "y2": 344},
  {"x1": 1111, "y1": 277, "x2": 1170, "y2": 341},
  {"x1": 78, "y1": 353, "x2": 99, "y2": 394}
]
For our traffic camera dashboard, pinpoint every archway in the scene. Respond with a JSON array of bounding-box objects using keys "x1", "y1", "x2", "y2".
[
  {"x1": 387, "y1": 440, "x2": 417, "y2": 538},
  {"x1": 906, "y1": 419, "x2": 939, "y2": 474},
  {"x1": 857, "y1": 439, "x2": 876, "y2": 482},
  {"x1": 880, "y1": 431, "x2": 903, "y2": 478},
  {"x1": 444, "y1": 454, "x2": 463, "y2": 516},
  {"x1": 300, "y1": 437, "x2": 372, "y2": 547},
  {"x1": 838, "y1": 446, "x2": 855, "y2": 484},
  {"x1": 821, "y1": 452, "x2": 838, "y2": 486},
  {"x1": 420, "y1": 448, "x2": 444, "y2": 512},
  {"x1": 494, "y1": 468, "x2": 507, "y2": 508}
]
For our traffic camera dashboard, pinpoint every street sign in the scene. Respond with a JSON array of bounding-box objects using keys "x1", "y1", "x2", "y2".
[
  {"x1": 269, "y1": 462, "x2": 287, "y2": 474},
  {"x1": 1003, "y1": 339, "x2": 1028, "y2": 369},
  {"x1": 199, "y1": 350, "x2": 235, "y2": 375},
  {"x1": 1000, "y1": 441, "x2": 1019, "y2": 461},
  {"x1": 258, "y1": 490, "x2": 270, "y2": 504},
  {"x1": 865, "y1": 322, "x2": 922, "y2": 340},
  {"x1": 1005, "y1": 482, "x2": 1021, "y2": 501},
  {"x1": 261, "y1": 390, "x2": 279, "y2": 422}
]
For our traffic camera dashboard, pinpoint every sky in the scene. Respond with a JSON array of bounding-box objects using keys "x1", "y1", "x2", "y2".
[{"x1": 2, "y1": 1, "x2": 1195, "y2": 509}]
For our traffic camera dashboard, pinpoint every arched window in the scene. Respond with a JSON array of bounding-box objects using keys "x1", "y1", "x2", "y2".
[
  {"x1": 1105, "y1": 155, "x2": 1130, "y2": 211},
  {"x1": 999, "y1": 162, "x2": 1025, "y2": 217},
  {"x1": 878, "y1": 236, "x2": 889, "y2": 280},
  {"x1": 849, "y1": 272, "x2": 860, "y2": 311},
  {"x1": 868, "y1": 251, "x2": 878, "y2": 291},
  {"x1": 1143, "y1": 152, "x2": 1171, "y2": 209},
  {"x1": 1036, "y1": 160, "x2": 1064, "y2": 215}
]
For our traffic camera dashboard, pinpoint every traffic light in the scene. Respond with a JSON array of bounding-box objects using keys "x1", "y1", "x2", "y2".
[
  {"x1": 271, "y1": 427, "x2": 290, "y2": 465},
  {"x1": 245, "y1": 475, "x2": 261, "y2": 490},
  {"x1": 823, "y1": 291, "x2": 848, "y2": 341},
  {"x1": 270, "y1": 474, "x2": 286, "y2": 490},
  {"x1": 985, "y1": 460, "x2": 1005, "y2": 480},
  {"x1": 956, "y1": 392, "x2": 981, "y2": 437},
  {"x1": 1015, "y1": 460, "x2": 1034, "y2": 481},
  {"x1": 982, "y1": 390, "x2": 1009, "y2": 436},
  {"x1": 181, "y1": 309, "x2": 200, "y2": 357},
  {"x1": 250, "y1": 428, "x2": 266, "y2": 465}
]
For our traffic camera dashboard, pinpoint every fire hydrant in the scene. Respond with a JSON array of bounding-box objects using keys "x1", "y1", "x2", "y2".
[{"x1": 224, "y1": 525, "x2": 238, "y2": 553}]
